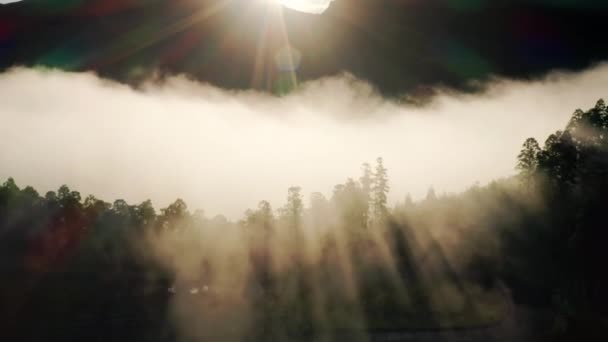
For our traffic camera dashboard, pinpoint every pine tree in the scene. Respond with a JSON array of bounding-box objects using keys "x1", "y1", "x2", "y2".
[
  {"x1": 280, "y1": 186, "x2": 303, "y2": 244},
  {"x1": 359, "y1": 162, "x2": 373, "y2": 226},
  {"x1": 360, "y1": 163, "x2": 373, "y2": 200},
  {"x1": 372, "y1": 157, "x2": 389, "y2": 221},
  {"x1": 517, "y1": 137, "x2": 541, "y2": 180}
]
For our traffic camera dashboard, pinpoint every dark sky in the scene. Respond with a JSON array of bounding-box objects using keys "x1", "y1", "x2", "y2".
[{"x1": 1, "y1": 0, "x2": 607, "y2": 96}]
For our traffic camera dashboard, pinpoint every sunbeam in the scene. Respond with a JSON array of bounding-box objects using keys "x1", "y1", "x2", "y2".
[{"x1": 2, "y1": 1, "x2": 608, "y2": 340}]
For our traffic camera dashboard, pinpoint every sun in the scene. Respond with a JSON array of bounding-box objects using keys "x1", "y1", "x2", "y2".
[{"x1": 275, "y1": 0, "x2": 333, "y2": 14}]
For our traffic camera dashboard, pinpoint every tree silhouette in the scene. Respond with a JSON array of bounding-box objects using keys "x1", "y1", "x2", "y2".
[
  {"x1": 517, "y1": 138, "x2": 540, "y2": 176},
  {"x1": 360, "y1": 163, "x2": 373, "y2": 226},
  {"x1": 517, "y1": 137, "x2": 541, "y2": 189},
  {"x1": 158, "y1": 198, "x2": 189, "y2": 231},
  {"x1": 282, "y1": 186, "x2": 303, "y2": 230},
  {"x1": 372, "y1": 157, "x2": 389, "y2": 221}
]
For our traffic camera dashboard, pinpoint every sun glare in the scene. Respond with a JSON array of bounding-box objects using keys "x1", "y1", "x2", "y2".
[{"x1": 276, "y1": 0, "x2": 333, "y2": 14}]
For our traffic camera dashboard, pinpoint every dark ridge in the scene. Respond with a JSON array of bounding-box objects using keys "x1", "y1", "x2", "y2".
[{"x1": 1, "y1": 0, "x2": 607, "y2": 96}]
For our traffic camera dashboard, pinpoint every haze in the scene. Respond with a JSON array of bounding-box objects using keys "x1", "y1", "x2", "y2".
[{"x1": 2, "y1": 65, "x2": 607, "y2": 218}]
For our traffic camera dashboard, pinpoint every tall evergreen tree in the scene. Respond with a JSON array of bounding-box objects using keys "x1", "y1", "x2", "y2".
[
  {"x1": 372, "y1": 157, "x2": 389, "y2": 221},
  {"x1": 360, "y1": 163, "x2": 373, "y2": 200},
  {"x1": 281, "y1": 187, "x2": 303, "y2": 242},
  {"x1": 286, "y1": 187, "x2": 303, "y2": 226},
  {"x1": 360, "y1": 162, "x2": 373, "y2": 226},
  {"x1": 517, "y1": 137, "x2": 541, "y2": 187}
]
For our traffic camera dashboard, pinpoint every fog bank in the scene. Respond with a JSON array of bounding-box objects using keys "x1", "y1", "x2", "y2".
[{"x1": 1, "y1": 64, "x2": 607, "y2": 217}]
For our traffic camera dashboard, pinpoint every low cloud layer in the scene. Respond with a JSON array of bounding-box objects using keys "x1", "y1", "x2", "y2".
[{"x1": 1, "y1": 64, "x2": 607, "y2": 218}]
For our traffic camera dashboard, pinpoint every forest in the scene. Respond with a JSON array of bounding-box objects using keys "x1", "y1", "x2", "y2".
[{"x1": 1, "y1": 99, "x2": 608, "y2": 341}]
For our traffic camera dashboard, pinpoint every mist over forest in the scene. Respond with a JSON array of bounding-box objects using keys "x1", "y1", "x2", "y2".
[
  {"x1": 2, "y1": 0, "x2": 608, "y2": 341},
  {"x1": 3, "y1": 65, "x2": 608, "y2": 218},
  {"x1": 2, "y1": 95, "x2": 608, "y2": 341}
]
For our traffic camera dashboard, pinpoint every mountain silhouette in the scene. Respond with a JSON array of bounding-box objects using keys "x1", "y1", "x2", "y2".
[{"x1": 1, "y1": 0, "x2": 607, "y2": 95}]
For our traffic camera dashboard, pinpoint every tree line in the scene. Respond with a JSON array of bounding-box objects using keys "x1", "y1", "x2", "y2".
[{"x1": 1, "y1": 100, "x2": 608, "y2": 340}]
